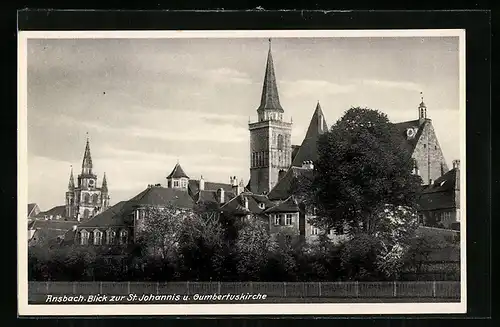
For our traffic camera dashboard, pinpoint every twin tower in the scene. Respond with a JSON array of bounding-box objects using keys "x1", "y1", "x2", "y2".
[{"x1": 249, "y1": 40, "x2": 293, "y2": 195}]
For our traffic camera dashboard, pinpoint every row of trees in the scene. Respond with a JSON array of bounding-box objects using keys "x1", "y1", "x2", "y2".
[{"x1": 28, "y1": 107, "x2": 459, "y2": 282}]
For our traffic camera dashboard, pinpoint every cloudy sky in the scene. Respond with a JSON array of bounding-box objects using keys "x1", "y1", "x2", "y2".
[{"x1": 26, "y1": 36, "x2": 460, "y2": 211}]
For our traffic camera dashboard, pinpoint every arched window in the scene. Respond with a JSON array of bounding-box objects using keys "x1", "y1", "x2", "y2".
[
  {"x1": 92, "y1": 194, "x2": 99, "y2": 204},
  {"x1": 83, "y1": 193, "x2": 90, "y2": 204},
  {"x1": 93, "y1": 229, "x2": 102, "y2": 245},
  {"x1": 106, "y1": 229, "x2": 116, "y2": 245},
  {"x1": 277, "y1": 134, "x2": 284, "y2": 150},
  {"x1": 80, "y1": 230, "x2": 89, "y2": 245},
  {"x1": 119, "y1": 229, "x2": 128, "y2": 245},
  {"x1": 83, "y1": 209, "x2": 90, "y2": 219}
]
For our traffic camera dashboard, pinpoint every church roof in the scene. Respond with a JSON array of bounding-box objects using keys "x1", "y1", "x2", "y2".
[
  {"x1": 257, "y1": 41, "x2": 284, "y2": 112},
  {"x1": 291, "y1": 102, "x2": 329, "y2": 167},
  {"x1": 393, "y1": 119, "x2": 428, "y2": 156},
  {"x1": 167, "y1": 163, "x2": 190, "y2": 179},
  {"x1": 267, "y1": 166, "x2": 314, "y2": 201}
]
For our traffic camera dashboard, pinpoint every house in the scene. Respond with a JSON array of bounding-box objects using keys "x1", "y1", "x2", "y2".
[
  {"x1": 28, "y1": 219, "x2": 78, "y2": 247},
  {"x1": 35, "y1": 205, "x2": 66, "y2": 220},
  {"x1": 417, "y1": 160, "x2": 461, "y2": 229},
  {"x1": 27, "y1": 203, "x2": 41, "y2": 218},
  {"x1": 393, "y1": 95, "x2": 449, "y2": 185}
]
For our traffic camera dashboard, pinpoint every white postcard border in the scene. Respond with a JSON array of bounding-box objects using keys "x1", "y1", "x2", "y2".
[{"x1": 17, "y1": 29, "x2": 467, "y2": 316}]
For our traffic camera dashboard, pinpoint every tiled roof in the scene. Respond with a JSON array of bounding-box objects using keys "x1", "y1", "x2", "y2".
[
  {"x1": 195, "y1": 189, "x2": 236, "y2": 205},
  {"x1": 77, "y1": 201, "x2": 130, "y2": 228},
  {"x1": 393, "y1": 119, "x2": 427, "y2": 156},
  {"x1": 188, "y1": 179, "x2": 233, "y2": 195},
  {"x1": 417, "y1": 168, "x2": 458, "y2": 211},
  {"x1": 29, "y1": 228, "x2": 66, "y2": 247},
  {"x1": 36, "y1": 205, "x2": 66, "y2": 218},
  {"x1": 258, "y1": 44, "x2": 283, "y2": 112},
  {"x1": 220, "y1": 192, "x2": 268, "y2": 215},
  {"x1": 267, "y1": 166, "x2": 313, "y2": 201},
  {"x1": 167, "y1": 163, "x2": 189, "y2": 179},
  {"x1": 265, "y1": 196, "x2": 300, "y2": 213},
  {"x1": 28, "y1": 219, "x2": 78, "y2": 231},
  {"x1": 291, "y1": 102, "x2": 329, "y2": 167},
  {"x1": 28, "y1": 203, "x2": 38, "y2": 216},
  {"x1": 77, "y1": 186, "x2": 195, "y2": 229}
]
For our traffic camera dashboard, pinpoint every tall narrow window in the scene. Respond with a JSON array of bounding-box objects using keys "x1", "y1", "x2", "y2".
[
  {"x1": 274, "y1": 215, "x2": 281, "y2": 225},
  {"x1": 94, "y1": 229, "x2": 102, "y2": 245},
  {"x1": 92, "y1": 194, "x2": 99, "y2": 205},
  {"x1": 84, "y1": 193, "x2": 90, "y2": 204},
  {"x1": 83, "y1": 209, "x2": 90, "y2": 220},
  {"x1": 106, "y1": 229, "x2": 116, "y2": 245},
  {"x1": 119, "y1": 230, "x2": 128, "y2": 245},
  {"x1": 80, "y1": 230, "x2": 89, "y2": 245},
  {"x1": 277, "y1": 134, "x2": 284, "y2": 150}
]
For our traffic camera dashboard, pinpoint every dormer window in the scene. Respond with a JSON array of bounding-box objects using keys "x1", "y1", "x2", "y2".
[
  {"x1": 119, "y1": 229, "x2": 128, "y2": 245},
  {"x1": 259, "y1": 203, "x2": 265, "y2": 210},
  {"x1": 93, "y1": 229, "x2": 103, "y2": 245},
  {"x1": 80, "y1": 230, "x2": 89, "y2": 245}
]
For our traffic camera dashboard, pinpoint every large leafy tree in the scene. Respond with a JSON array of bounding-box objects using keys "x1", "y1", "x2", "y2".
[{"x1": 311, "y1": 107, "x2": 422, "y2": 235}]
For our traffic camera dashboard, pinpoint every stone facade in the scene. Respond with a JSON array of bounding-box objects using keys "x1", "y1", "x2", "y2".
[
  {"x1": 412, "y1": 119, "x2": 449, "y2": 184},
  {"x1": 65, "y1": 138, "x2": 109, "y2": 221},
  {"x1": 249, "y1": 120, "x2": 292, "y2": 194}
]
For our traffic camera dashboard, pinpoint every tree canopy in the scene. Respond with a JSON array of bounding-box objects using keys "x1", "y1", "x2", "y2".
[{"x1": 310, "y1": 107, "x2": 422, "y2": 234}]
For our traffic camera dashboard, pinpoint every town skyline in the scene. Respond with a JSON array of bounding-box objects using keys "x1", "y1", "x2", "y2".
[{"x1": 26, "y1": 36, "x2": 460, "y2": 210}]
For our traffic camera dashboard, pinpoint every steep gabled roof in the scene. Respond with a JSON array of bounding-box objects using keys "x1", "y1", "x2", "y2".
[
  {"x1": 188, "y1": 179, "x2": 233, "y2": 196},
  {"x1": 291, "y1": 102, "x2": 328, "y2": 167},
  {"x1": 265, "y1": 196, "x2": 300, "y2": 213},
  {"x1": 393, "y1": 119, "x2": 428, "y2": 156},
  {"x1": 27, "y1": 203, "x2": 39, "y2": 217},
  {"x1": 417, "y1": 168, "x2": 458, "y2": 211},
  {"x1": 77, "y1": 201, "x2": 130, "y2": 228},
  {"x1": 267, "y1": 166, "x2": 313, "y2": 201},
  {"x1": 28, "y1": 219, "x2": 78, "y2": 231},
  {"x1": 167, "y1": 163, "x2": 189, "y2": 179},
  {"x1": 36, "y1": 205, "x2": 66, "y2": 218},
  {"x1": 220, "y1": 192, "x2": 268, "y2": 216}
]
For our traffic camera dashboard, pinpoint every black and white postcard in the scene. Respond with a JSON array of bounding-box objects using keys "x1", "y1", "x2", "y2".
[{"x1": 18, "y1": 29, "x2": 466, "y2": 315}]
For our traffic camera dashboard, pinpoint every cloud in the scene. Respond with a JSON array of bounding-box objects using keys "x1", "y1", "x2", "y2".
[
  {"x1": 281, "y1": 79, "x2": 356, "y2": 98},
  {"x1": 202, "y1": 67, "x2": 253, "y2": 85},
  {"x1": 362, "y1": 79, "x2": 422, "y2": 92}
]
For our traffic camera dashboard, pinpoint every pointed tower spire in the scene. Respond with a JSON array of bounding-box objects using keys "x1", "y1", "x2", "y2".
[
  {"x1": 82, "y1": 133, "x2": 93, "y2": 174},
  {"x1": 101, "y1": 172, "x2": 108, "y2": 192},
  {"x1": 68, "y1": 165, "x2": 75, "y2": 190},
  {"x1": 258, "y1": 38, "x2": 283, "y2": 112},
  {"x1": 418, "y1": 91, "x2": 427, "y2": 124}
]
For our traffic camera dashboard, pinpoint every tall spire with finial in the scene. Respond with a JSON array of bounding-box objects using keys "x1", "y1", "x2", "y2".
[
  {"x1": 418, "y1": 91, "x2": 427, "y2": 123},
  {"x1": 101, "y1": 172, "x2": 108, "y2": 192},
  {"x1": 82, "y1": 132, "x2": 93, "y2": 174},
  {"x1": 258, "y1": 38, "x2": 283, "y2": 112},
  {"x1": 68, "y1": 165, "x2": 75, "y2": 190}
]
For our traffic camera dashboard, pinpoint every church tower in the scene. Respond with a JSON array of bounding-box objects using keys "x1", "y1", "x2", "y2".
[
  {"x1": 65, "y1": 166, "x2": 75, "y2": 218},
  {"x1": 248, "y1": 39, "x2": 292, "y2": 194}
]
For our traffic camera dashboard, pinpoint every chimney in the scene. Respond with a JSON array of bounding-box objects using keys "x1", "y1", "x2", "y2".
[
  {"x1": 243, "y1": 196, "x2": 249, "y2": 210},
  {"x1": 429, "y1": 178, "x2": 433, "y2": 185},
  {"x1": 302, "y1": 160, "x2": 314, "y2": 170},
  {"x1": 72, "y1": 225, "x2": 78, "y2": 231},
  {"x1": 217, "y1": 188, "x2": 225, "y2": 204},
  {"x1": 199, "y1": 175, "x2": 205, "y2": 191},
  {"x1": 232, "y1": 177, "x2": 244, "y2": 196},
  {"x1": 230, "y1": 176, "x2": 238, "y2": 187},
  {"x1": 452, "y1": 160, "x2": 460, "y2": 170}
]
